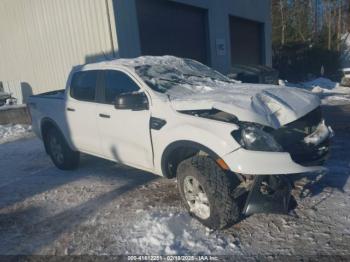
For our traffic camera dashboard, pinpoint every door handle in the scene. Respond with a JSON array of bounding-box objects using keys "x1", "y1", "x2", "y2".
[
  {"x1": 99, "y1": 113, "x2": 110, "y2": 119},
  {"x1": 67, "y1": 107, "x2": 75, "y2": 112}
]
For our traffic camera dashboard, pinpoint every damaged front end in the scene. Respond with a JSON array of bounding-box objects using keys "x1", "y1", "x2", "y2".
[
  {"x1": 242, "y1": 107, "x2": 333, "y2": 216},
  {"x1": 268, "y1": 106, "x2": 333, "y2": 166},
  {"x1": 181, "y1": 106, "x2": 333, "y2": 216},
  {"x1": 243, "y1": 175, "x2": 292, "y2": 216}
]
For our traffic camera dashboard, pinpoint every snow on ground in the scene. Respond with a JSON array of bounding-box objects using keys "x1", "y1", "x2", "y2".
[
  {"x1": 0, "y1": 137, "x2": 239, "y2": 256},
  {"x1": 130, "y1": 211, "x2": 239, "y2": 255},
  {"x1": 303, "y1": 77, "x2": 339, "y2": 90},
  {"x1": 0, "y1": 124, "x2": 33, "y2": 144},
  {"x1": 304, "y1": 78, "x2": 350, "y2": 106},
  {"x1": 281, "y1": 77, "x2": 350, "y2": 106},
  {"x1": 0, "y1": 105, "x2": 350, "y2": 258}
]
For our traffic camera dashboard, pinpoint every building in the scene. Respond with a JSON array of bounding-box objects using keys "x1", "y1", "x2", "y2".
[{"x1": 0, "y1": 0, "x2": 271, "y2": 102}]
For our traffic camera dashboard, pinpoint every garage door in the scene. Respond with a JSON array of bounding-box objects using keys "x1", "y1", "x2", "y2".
[
  {"x1": 136, "y1": 0, "x2": 209, "y2": 65},
  {"x1": 230, "y1": 16, "x2": 264, "y2": 65}
]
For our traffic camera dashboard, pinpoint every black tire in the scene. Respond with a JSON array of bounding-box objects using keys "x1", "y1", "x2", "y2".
[
  {"x1": 177, "y1": 155, "x2": 243, "y2": 229},
  {"x1": 45, "y1": 127, "x2": 80, "y2": 170}
]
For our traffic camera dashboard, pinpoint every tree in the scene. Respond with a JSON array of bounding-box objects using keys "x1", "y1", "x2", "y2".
[
  {"x1": 272, "y1": 0, "x2": 350, "y2": 50},
  {"x1": 271, "y1": 0, "x2": 350, "y2": 80}
]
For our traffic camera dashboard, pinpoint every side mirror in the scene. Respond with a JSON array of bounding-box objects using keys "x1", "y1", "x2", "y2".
[{"x1": 114, "y1": 92, "x2": 149, "y2": 111}]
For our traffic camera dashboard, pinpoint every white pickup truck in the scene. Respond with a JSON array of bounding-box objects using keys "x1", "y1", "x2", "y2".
[{"x1": 28, "y1": 56, "x2": 332, "y2": 229}]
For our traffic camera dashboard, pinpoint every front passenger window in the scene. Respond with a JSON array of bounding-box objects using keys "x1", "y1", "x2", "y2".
[{"x1": 104, "y1": 70, "x2": 140, "y2": 104}]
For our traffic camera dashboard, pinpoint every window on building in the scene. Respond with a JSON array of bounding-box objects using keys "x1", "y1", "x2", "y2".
[
  {"x1": 70, "y1": 71, "x2": 98, "y2": 102},
  {"x1": 104, "y1": 70, "x2": 140, "y2": 104}
]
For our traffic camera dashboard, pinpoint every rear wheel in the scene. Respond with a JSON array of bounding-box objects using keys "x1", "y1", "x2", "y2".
[
  {"x1": 177, "y1": 155, "x2": 244, "y2": 229},
  {"x1": 45, "y1": 128, "x2": 80, "y2": 170}
]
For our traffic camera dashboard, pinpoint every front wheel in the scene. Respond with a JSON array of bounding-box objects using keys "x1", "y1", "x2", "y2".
[
  {"x1": 177, "y1": 155, "x2": 244, "y2": 229},
  {"x1": 45, "y1": 128, "x2": 80, "y2": 170}
]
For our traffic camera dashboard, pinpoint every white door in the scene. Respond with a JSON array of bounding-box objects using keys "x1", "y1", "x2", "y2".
[
  {"x1": 96, "y1": 69, "x2": 154, "y2": 170},
  {"x1": 65, "y1": 70, "x2": 101, "y2": 155}
]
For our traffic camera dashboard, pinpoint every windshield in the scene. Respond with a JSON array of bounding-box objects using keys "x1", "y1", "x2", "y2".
[{"x1": 134, "y1": 58, "x2": 234, "y2": 93}]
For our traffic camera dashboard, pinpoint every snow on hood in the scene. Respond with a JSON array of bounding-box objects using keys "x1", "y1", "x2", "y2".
[
  {"x1": 168, "y1": 82, "x2": 320, "y2": 128},
  {"x1": 82, "y1": 56, "x2": 321, "y2": 128},
  {"x1": 130, "y1": 56, "x2": 320, "y2": 128}
]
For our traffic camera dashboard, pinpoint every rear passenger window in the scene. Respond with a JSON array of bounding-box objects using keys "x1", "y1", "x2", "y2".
[
  {"x1": 70, "y1": 71, "x2": 98, "y2": 102},
  {"x1": 104, "y1": 70, "x2": 140, "y2": 104}
]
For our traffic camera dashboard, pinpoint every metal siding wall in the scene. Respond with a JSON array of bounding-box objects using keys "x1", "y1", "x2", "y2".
[{"x1": 0, "y1": 0, "x2": 118, "y2": 99}]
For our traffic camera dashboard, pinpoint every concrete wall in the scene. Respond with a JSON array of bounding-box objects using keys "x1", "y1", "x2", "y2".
[
  {"x1": 0, "y1": 106, "x2": 31, "y2": 125},
  {"x1": 114, "y1": 0, "x2": 272, "y2": 73},
  {"x1": 0, "y1": 0, "x2": 118, "y2": 96}
]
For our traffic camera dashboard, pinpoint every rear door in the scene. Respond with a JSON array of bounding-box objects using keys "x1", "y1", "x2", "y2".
[
  {"x1": 66, "y1": 70, "x2": 101, "y2": 154},
  {"x1": 96, "y1": 69, "x2": 154, "y2": 170}
]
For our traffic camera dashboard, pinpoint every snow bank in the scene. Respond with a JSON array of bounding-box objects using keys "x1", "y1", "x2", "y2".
[
  {"x1": 279, "y1": 77, "x2": 339, "y2": 91},
  {"x1": 0, "y1": 124, "x2": 32, "y2": 144},
  {"x1": 302, "y1": 77, "x2": 338, "y2": 90},
  {"x1": 280, "y1": 77, "x2": 350, "y2": 105},
  {"x1": 304, "y1": 79, "x2": 350, "y2": 105},
  {"x1": 130, "y1": 211, "x2": 240, "y2": 255}
]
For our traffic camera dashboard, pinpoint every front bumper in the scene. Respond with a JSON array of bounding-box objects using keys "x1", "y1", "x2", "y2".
[{"x1": 222, "y1": 149, "x2": 326, "y2": 175}]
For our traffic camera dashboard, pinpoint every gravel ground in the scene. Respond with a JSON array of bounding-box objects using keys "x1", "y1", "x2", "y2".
[{"x1": 0, "y1": 105, "x2": 349, "y2": 259}]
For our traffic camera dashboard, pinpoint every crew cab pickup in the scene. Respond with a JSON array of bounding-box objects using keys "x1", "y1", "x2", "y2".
[{"x1": 28, "y1": 56, "x2": 333, "y2": 229}]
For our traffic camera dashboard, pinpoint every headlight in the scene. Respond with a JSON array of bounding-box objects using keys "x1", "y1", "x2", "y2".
[{"x1": 232, "y1": 124, "x2": 283, "y2": 152}]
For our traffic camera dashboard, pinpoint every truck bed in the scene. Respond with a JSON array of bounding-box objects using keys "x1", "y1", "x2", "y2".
[{"x1": 27, "y1": 90, "x2": 66, "y2": 139}]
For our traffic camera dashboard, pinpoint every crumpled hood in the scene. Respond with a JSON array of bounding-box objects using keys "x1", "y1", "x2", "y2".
[{"x1": 169, "y1": 83, "x2": 320, "y2": 128}]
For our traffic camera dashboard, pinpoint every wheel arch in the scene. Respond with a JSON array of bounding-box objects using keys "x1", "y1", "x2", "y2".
[
  {"x1": 160, "y1": 140, "x2": 221, "y2": 179},
  {"x1": 40, "y1": 117, "x2": 73, "y2": 153}
]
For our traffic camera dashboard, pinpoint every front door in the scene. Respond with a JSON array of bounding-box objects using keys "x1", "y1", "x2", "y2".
[{"x1": 96, "y1": 69, "x2": 153, "y2": 170}]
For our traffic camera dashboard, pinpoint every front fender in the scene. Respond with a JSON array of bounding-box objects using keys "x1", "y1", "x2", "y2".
[{"x1": 152, "y1": 121, "x2": 240, "y2": 176}]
